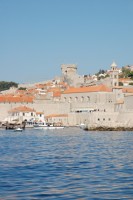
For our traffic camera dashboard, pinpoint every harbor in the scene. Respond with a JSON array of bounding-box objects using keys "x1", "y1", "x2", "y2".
[
  {"x1": 0, "y1": 0, "x2": 133, "y2": 199},
  {"x1": 1, "y1": 63, "x2": 133, "y2": 130}
]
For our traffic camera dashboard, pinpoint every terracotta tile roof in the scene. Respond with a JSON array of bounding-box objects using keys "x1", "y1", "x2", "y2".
[
  {"x1": 36, "y1": 112, "x2": 44, "y2": 114},
  {"x1": 16, "y1": 90, "x2": 26, "y2": 94},
  {"x1": 122, "y1": 88, "x2": 133, "y2": 93},
  {"x1": 63, "y1": 85, "x2": 112, "y2": 94},
  {"x1": 53, "y1": 91, "x2": 61, "y2": 97},
  {"x1": 0, "y1": 96, "x2": 5, "y2": 102},
  {"x1": 46, "y1": 114, "x2": 68, "y2": 118},
  {"x1": 27, "y1": 88, "x2": 38, "y2": 95},
  {"x1": 0, "y1": 95, "x2": 34, "y2": 103},
  {"x1": 9, "y1": 106, "x2": 35, "y2": 113},
  {"x1": 119, "y1": 78, "x2": 133, "y2": 83},
  {"x1": 35, "y1": 84, "x2": 46, "y2": 89},
  {"x1": 58, "y1": 82, "x2": 68, "y2": 86},
  {"x1": 47, "y1": 87, "x2": 61, "y2": 92},
  {"x1": 119, "y1": 78, "x2": 131, "y2": 82},
  {"x1": 113, "y1": 86, "x2": 123, "y2": 89},
  {"x1": 45, "y1": 82, "x2": 52, "y2": 86}
]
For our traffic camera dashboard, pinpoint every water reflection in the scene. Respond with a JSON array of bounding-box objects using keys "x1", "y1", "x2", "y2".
[{"x1": 0, "y1": 129, "x2": 133, "y2": 199}]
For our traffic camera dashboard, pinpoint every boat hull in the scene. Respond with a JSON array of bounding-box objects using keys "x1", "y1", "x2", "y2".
[
  {"x1": 14, "y1": 128, "x2": 23, "y2": 132},
  {"x1": 34, "y1": 126, "x2": 64, "y2": 130}
]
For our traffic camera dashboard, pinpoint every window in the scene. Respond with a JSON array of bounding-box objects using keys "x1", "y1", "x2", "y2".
[
  {"x1": 69, "y1": 97, "x2": 72, "y2": 103},
  {"x1": 31, "y1": 113, "x2": 33, "y2": 116},
  {"x1": 23, "y1": 113, "x2": 25, "y2": 116},
  {"x1": 98, "y1": 118, "x2": 100, "y2": 121},
  {"x1": 103, "y1": 118, "x2": 105, "y2": 121},
  {"x1": 81, "y1": 96, "x2": 84, "y2": 102},
  {"x1": 94, "y1": 95, "x2": 97, "y2": 103},
  {"x1": 75, "y1": 97, "x2": 78, "y2": 102},
  {"x1": 87, "y1": 96, "x2": 90, "y2": 102}
]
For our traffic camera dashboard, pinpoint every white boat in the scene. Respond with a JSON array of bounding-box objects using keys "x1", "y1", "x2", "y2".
[
  {"x1": 33, "y1": 122, "x2": 64, "y2": 130},
  {"x1": 79, "y1": 123, "x2": 87, "y2": 129},
  {"x1": 14, "y1": 128, "x2": 23, "y2": 132}
]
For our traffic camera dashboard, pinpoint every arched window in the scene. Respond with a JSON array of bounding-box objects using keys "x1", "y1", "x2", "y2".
[
  {"x1": 94, "y1": 95, "x2": 97, "y2": 103},
  {"x1": 81, "y1": 96, "x2": 84, "y2": 102},
  {"x1": 69, "y1": 97, "x2": 72, "y2": 103},
  {"x1": 75, "y1": 97, "x2": 78, "y2": 102},
  {"x1": 87, "y1": 96, "x2": 90, "y2": 102},
  {"x1": 64, "y1": 97, "x2": 67, "y2": 102}
]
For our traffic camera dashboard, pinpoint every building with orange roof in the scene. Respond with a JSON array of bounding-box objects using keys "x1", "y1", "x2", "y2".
[
  {"x1": 0, "y1": 94, "x2": 34, "y2": 103},
  {"x1": 119, "y1": 78, "x2": 133, "y2": 86},
  {"x1": 61, "y1": 84, "x2": 114, "y2": 112},
  {"x1": 122, "y1": 87, "x2": 133, "y2": 93},
  {"x1": 6, "y1": 106, "x2": 36, "y2": 123},
  {"x1": 63, "y1": 85, "x2": 112, "y2": 94},
  {"x1": 5, "y1": 106, "x2": 45, "y2": 124},
  {"x1": 53, "y1": 91, "x2": 61, "y2": 102},
  {"x1": 9, "y1": 106, "x2": 35, "y2": 113}
]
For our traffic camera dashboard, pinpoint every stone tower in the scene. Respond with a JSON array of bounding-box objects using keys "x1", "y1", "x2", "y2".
[
  {"x1": 61, "y1": 64, "x2": 84, "y2": 86},
  {"x1": 61, "y1": 64, "x2": 77, "y2": 77},
  {"x1": 110, "y1": 61, "x2": 119, "y2": 87}
]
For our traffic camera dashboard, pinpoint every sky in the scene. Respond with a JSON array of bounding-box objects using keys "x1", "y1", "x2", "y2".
[{"x1": 0, "y1": 0, "x2": 133, "y2": 83}]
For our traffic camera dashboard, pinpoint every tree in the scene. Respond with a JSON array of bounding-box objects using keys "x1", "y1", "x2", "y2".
[
  {"x1": 18, "y1": 87, "x2": 27, "y2": 90},
  {"x1": 0, "y1": 81, "x2": 18, "y2": 92},
  {"x1": 95, "y1": 69, "x2": 106, "y2": 76},
  {"x1": 121, "y1": 67, "x2": 131, "y2": 78},
  {"x1": 128, "y1": 71, "x2": 133, "y2": 80}
]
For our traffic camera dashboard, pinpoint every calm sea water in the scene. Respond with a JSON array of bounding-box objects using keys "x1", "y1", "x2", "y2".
[{"x1": 0, "y1": 128, "x2": 133, "y2": 200}]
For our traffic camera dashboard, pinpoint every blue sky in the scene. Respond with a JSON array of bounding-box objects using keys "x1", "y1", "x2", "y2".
[{"x1": 0, "y1": 0, "x2": 133, "y2": 83}]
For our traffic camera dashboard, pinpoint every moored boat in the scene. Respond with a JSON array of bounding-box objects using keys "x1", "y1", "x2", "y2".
[
  {"x1": 14, "y1": 128, "x2": 23, "y2": 132},
  {"x1": 33, "y1": 122, "x2": 64, "y2": 130}
]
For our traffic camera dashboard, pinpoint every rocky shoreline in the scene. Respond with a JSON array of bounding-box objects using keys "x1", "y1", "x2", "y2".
[{"x1": 84, "y1": 126, "x2": 133, "y2": 131}]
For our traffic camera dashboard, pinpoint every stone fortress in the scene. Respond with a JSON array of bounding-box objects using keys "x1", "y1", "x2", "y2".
[{"x1": 1, "y1": 62, "x2": 133, "y2": 129}]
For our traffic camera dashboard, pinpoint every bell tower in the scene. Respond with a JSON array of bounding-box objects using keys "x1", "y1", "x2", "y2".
[{"x1": 110, "y1": 61, "x2": 119, "y2": 87}]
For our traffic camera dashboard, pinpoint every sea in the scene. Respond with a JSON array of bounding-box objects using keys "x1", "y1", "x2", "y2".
[{"x1": 0, "y1": 128, "x2": 133, "y2": 200}]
